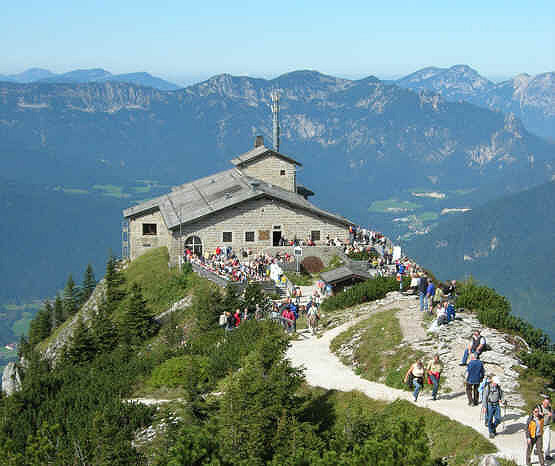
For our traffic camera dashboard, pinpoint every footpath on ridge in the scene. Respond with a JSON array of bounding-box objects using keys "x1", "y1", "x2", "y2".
[{"x1": 286, "y1": 291, "x2": 531, "y2": 465}]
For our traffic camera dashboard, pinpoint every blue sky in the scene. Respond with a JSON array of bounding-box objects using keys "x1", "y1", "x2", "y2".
[{"x1": 2, "y1": 0, "x2": 554, "y2": 83}]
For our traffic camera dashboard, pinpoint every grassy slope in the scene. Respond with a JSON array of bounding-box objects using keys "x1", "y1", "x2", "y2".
[
  {"x1": 331, "y1": 309, "x2": 425, "y2": 390},
  {"x1": 38, "y1": 247, "x2": 190, "y2": 352}
]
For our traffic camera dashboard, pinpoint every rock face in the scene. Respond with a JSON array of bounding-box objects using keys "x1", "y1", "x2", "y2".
[
  {"x1": 42, "y1": 279, "x2": 106, "y2": 364},
  {"x1": 396, "y1": 65, "x2": 555, "y2": 140},
  {"x1": 1, "y1": 362, "x2": 22, "y2": 396}
]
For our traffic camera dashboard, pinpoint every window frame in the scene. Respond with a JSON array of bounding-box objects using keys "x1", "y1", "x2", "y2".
[
  {"x1": 245, "y1": 231, "x2": 255, "y2": 242},
  {"x1": 142, "y1": 223, "x2": 157, "y2": 236}
]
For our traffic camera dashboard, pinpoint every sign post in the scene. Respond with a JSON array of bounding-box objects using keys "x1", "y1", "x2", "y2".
[{"x1": 294, "y1": 246, "x2": 303, "y2": 273}]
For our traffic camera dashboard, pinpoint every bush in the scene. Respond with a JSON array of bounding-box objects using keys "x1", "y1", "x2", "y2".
[
  {"x1": 321, "y1": 277, "x2": 399, "y2": 312},
  {"x1": 148, "y1": 354, "x2": 211, "y2": 390},
  {"x1": 302, "y1": 256, "x2": 325, "y2": 273}
]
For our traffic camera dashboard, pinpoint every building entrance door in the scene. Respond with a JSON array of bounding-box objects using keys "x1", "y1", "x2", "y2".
[{"x1": 272, "y1": 231, "x2": 282, "y2": 246}]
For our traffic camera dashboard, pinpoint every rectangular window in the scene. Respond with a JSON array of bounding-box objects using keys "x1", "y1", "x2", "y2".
[
  {"x1": 273, "y1": 225, "x2": 281, "y2": 230},
  {"x1": 223, "y1": 232, "x2": 233, "y2": 242},
  {"x1": 280, "y1": 169, "x2": 286, "y2": 176},
  {"x1": 311, "y1": 230, "x2": 321, "y2": 241},
  {"x1": 245, "y1": 231, "x2": 255, "y2": 242},
  {"x1": 258, "y1": 230, "x2": 270, "y2": 241},
  {"x1": 142, "y1": 223, "x2": 157, "y2": 235}
]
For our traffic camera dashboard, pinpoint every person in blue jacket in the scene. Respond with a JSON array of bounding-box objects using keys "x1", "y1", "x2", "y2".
[
  {"x1": 425, "y1": 280, "x2": 436, "y2": 313},
  {"x1": 465, "y1": 353, "x2": 485, "y2": 406}
]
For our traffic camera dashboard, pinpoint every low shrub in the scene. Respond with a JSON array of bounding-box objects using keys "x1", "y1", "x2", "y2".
[
  {"x1": 321, "y1": 276, "x2": 399, "y2": 312},
  {"x1": 347, "y1": 249, "x2": 379, "y2": 261}
]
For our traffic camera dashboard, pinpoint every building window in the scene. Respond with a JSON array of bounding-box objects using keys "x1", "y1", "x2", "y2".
[
  {"x1": 273, "y1": 225, "x2": 281, "y2": 230},
  {"x1": 142, "y1": 223, "x2": 157, "y2": 235},
  {"x1": 258, "y1": 230, "x2": 270, "y2": 241},
  {"x1": 184, "y1": 236, "x2": 202, "y2": 256},
  {"x1": 245, "y1": 231, "x2": 255, "y2": 242},
  {"x1": 311, "y1": 230, "x2": 321, "y2": 241},
  {"x1": 223, "y1": 232, "x2": 233, "y2": 242},
  {"x1": 280, "y1": 169, "x2": 286, "y2": 176}
]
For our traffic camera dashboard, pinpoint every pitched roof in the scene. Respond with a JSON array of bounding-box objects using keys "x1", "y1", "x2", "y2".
[
  {"x1": 123, "y1": 168, "x2": 353, "y2": 229},
  {"x1": 320, "y1": 266, "x2": 371, "y2": 285},
  {"x1": 230, "y1": 145, "x2": 302, "y2": 167}
]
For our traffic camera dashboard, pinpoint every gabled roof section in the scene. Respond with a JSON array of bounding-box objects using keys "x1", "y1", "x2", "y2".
[
  {"x1": 320, "y1": 266, "x2": 371, "y2": 285},
  {"x1": 123, "y1": 168, "x2": 352, "y2": 229},
  {"x1": 230, "y1": 145, "x2": 302, "y2": 167}
]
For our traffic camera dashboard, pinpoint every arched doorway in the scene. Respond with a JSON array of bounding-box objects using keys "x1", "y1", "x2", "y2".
[{"x1": 184, "y1": 235, "x2": 203, "y2": 256}]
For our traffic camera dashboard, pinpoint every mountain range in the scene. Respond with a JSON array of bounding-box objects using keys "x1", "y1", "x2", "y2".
[
  {"x1": 0, "y1": 68, "x2": 554, "y2": 343},
  {"x1": 0, "y1": 67, "x2": 181, "y2": 91},
  {"x1": 395, "y1": 65, "x2": 555, "y2": 141}
]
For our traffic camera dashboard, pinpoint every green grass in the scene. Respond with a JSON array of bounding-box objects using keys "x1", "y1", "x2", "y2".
[
  {"x1": 369, "y1": 199, "x2": 421, "y2": 213},
  {"x1": 320, "y1": 254, "x2": 343, "y2": 274},
  {"x1": 331, "y1": 309, "x2": 425, "y2": 390},
  {"x1": 92, "y1": 184, "x2": 131, "y2": 198},
  {"x1": 284, "y1": 271, "x2": 314, "y2": 286},
  {"x1": 303, "y1": 388, "x2": 496, "y2": 465},
  {"x1": 515, "y1": 366, "x2": 551, "y2": 412}
]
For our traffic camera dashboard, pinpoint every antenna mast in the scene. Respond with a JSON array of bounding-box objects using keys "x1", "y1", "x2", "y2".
[{"x1": 270, "y1": 90, "x2": 280, "y2": 152}]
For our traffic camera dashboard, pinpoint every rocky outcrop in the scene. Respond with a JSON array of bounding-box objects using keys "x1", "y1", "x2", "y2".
[{"x1": 1, "y1": 361, "x2": 22, "y2": 396}]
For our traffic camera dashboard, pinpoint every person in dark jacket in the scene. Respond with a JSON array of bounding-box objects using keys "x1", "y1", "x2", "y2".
[
  {"x1": 465, "y1": 353, "x2": 484, "y2": 406},
  {"x1": 425, "y1": 280, "x2": 435, "y2": 313},
  {"x1": 525, "y1": 405, "x2": 545, "y2": 466},
  {"x1": 418, "y1": 275, "x2": 428, "y2": 312},
  {"x1": 482, "y1": 376, "x2": 504, "y2": 439}
]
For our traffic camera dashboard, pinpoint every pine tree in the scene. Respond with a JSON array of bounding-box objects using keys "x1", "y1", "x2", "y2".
[
  {"x1": 53, "y1": 294, "x2": 64, "y2": 326},
  {"x1": 63, "y1": 317, "x2": 96, "y2": 365},
  {"x1": 121, "y1": 283, "x2": 155, "y2": 344},
  {"x1": 63, "y1": 274, "x2": 80, "y2": 317},
  {"x1": 105, "y1": 253, "x2": 125, "y2": 312},
  {"x1": 80, "y1": 264, "x2": 97, "y2": 304},
  {"x1": 91, "y1": 302, "x2": 118, "y2": 353},
  {"x1": 28, "y1": 303, "x2": 53, "y2": 346},
  {"x1": 193, "y1": 282, "x2": 223, "y2": 332}
]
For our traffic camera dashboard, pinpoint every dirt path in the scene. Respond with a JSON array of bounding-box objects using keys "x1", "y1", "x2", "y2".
[{"x1": 287, "y1": 294, "x2": 532, "y2": 465}]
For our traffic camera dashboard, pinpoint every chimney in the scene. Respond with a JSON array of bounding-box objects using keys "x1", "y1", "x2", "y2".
[{"x1": 254, "y1": 135, "x2": 264, "y2": 148}]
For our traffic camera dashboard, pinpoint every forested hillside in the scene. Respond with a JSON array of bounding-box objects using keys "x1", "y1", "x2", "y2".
[{"x1": 405, "y1": 181, "x2": 555, "y2": 338}]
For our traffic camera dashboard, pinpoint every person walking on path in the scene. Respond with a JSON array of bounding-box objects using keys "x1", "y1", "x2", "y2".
[
  {"x1": 426, "y1": 354, "x2": 443, "y2": 400},
  {"x1": 526, "y1": 405, "x2": 546, "y2": 466},
  {"x1": 482, "y1": 376, "x2": 504, "y2": 439},
  {"x1": 418, "y1": 275, "x2": 428, "y2": 312},
  {"x1": 425, "y1": 280, "x2": 436, "y2": 313},
  {"x1": 466, "y1": 353, "x2": 484, "y2": 406},
  {"x1": 460, "y1": 330, "x2": 486, "y2": 365},
  {"x1": 404, "y1": 360, "x2": 425, "y2": 402},
  {"x1": 540, "y1": 395, "x2": 552, "y2": 460}
]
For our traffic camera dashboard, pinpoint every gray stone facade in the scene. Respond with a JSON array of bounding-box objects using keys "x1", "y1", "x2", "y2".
[{"x1": 124, "y1": 141, "x2": 353, "y2": 264}]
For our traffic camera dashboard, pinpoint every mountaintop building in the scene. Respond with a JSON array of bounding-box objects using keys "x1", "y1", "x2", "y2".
[{"x1": 123, "y1": 136, "x2": 353, "y2": 264}]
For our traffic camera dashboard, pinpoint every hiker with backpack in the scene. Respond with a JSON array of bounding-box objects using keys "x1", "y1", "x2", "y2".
[
  {"x1": 526, "y1": 405, "x2": 546, "y2": 466},
  {"x1": 482, "y1": 376, "x2": 504, "y2": 439},
  {"x1": 404, "y1": 360, "x2": 425, "y2": 402},
  {"x1": 460, "y1": 330, "x2": 486, "y2": 365}
]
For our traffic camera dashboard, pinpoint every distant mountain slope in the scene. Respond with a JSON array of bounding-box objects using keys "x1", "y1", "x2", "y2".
[
  {"x1": 404, "y1": 181, "x2": 555, "y2": 339},
  {"x1": 396, "y1": 65, "x2": 555, "y2": 140},
  {"x1": 0, "y1": 67, "x2": 180, "y2": 90}
]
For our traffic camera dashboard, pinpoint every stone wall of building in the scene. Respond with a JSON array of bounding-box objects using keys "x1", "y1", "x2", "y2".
[
  {"x1": 239, "y1": 154, "x2": 296, "y2": 192},
  {"x1": 128, "y1": 209, "x2": 173, "y2": 260},
  {"x1": 166, "y1": 197, "x2": 349, "y2": 265}
]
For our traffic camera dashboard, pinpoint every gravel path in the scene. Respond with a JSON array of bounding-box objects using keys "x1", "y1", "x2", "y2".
[{"x1": 287, "y1": 293, "x2": 532, "y2": 465}]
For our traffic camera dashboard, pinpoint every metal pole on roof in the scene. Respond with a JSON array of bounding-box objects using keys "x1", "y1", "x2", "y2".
[
  {"x1": 179, "y1": 207, "x2": 183, "y2": 271},
  {"x1": 271, "y1": 90, "x2": 280, "y2": 152}
]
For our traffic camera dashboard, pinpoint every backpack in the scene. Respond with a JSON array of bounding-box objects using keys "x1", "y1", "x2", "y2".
[{"x1": 487, "y1": 384, "x2": 502, "y2": 403}]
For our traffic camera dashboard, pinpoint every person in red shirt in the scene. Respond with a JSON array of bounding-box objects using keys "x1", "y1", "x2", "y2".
[{"x1": 233, "y1": 309, "x2": 241, "y2": 327}]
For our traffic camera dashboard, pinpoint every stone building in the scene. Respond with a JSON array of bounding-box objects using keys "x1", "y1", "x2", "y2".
[{"x1": 123, "y1": 137, "x2": 353, "y2": 264}]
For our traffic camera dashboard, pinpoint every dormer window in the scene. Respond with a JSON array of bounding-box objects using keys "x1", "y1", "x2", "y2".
[{"x1": 280, "y1": 169, "x2": 286, "y2": 176}]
